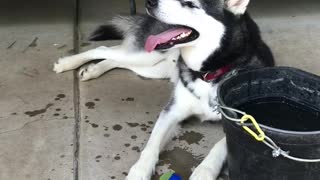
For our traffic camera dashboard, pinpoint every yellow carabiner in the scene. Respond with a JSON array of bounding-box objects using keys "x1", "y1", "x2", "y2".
[{"x1": 241, "y1": 114, "x2": 265, "y2": 141}]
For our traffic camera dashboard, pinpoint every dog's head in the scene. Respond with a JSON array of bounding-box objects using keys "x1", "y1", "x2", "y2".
[{"x1": 144, "y1": 0, "x2": 250, "y2": 52}]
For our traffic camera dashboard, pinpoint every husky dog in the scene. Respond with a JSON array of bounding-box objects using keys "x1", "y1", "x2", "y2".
[{"x1": 54, "y1": 0, "x2": 274, "y2": 179}]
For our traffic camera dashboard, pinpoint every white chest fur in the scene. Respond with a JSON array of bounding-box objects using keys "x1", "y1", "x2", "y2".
[{"x1": 174, "y1": 80, "x2": 221, "y2": 122}]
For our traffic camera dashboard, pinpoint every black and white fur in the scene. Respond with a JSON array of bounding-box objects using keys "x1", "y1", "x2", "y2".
[{"x1": 54, "y1": 0, "x2": 274, "y2": 179}]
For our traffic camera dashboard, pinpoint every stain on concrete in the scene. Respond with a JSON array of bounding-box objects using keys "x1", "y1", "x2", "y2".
[
  {"x1": 63, "y1": 116, "x2": 68, "y2": 119},
  {"x1": 95, "y1": 155, "x2": 102, "y2": 162},
  {"x1": 67, "y1": 49, "x2": 75, "y2": 55},
  {"x1": 122, "y1": 97, "x2": 135, "y2": 102},
  {"x1": 81, "y1": 42, "x2": 91, "y2": 47},
  {"x1": 94, "y1": 98, "x2": 100, "y2": 101},
  {"x1": 57, "y1": 44, "x2": 67, "y2": 50},
  {"x1": 90, "y1": 123, "x2": 99, "y2": 128},
  {"x1": 131, "y1": 135, "x2": 137, "y2": 139},
  {"x1": 57, "y1": 94, "x2": 65, "y2": 98},
  {"x1": 140, "y1": 124, "x2": 150, "y2": 131},
  {"x1": 158, "y1": 147, "x2": 203, "y2": 180},
  {"x1": 55, "y1": 94, "x2": 66, "y2": 101},
  {"x1": 60, "y1": 155, "x2": 65, "y2": 158},
  {"x1": 111, "y1": 176, "x2": 115, "y2": 179},
  {"x1": 85, "y1": 120, "x2": 89, "y2": 123},
  {"x1": 140, "y1": 124, "x2": 149, "y2": 127},
  {"x1": 21, "y1": 68, "x2": 40, "y2": 78},
  {"x1": 85, "y1": 102, "x2": 95, "y2": 109},
  {"x1": 178, "y1": 131, "x2": 204, "y2": 145},
  {"x1": 122, "y1": 172, "x2": 128, "y2": 176},
  {"x1": 56, "y1": 108, "x2": 61, "y2": 111},
  {"x1": 114, "y1": 155, "x2": 121, "y2": 160},
  {"x1": 53, "y1": 113, "x2": 60, "y2": 116},
  {"x1": 104, "y1": 134, "x2": 110, "y2": 138},
  {"x1": 11, "y1": 112, "x2": 17, "y2": 115},
  {"x1": 25, "y1": 103, "x2": 53, "y2": 117},
  {"x1": 113, "y1": 124, "x2": 122, "y2": 131},
  {"x1": 146, "y1": 112, "x2": 150, "y2": 115},
  {"x1": 124, "y1": 143, "x2": 130, "y2": 147},
  {"x1": 152, "y1": 173, "x2": 161, "y2": 180},
  {"x1": 148, "y1": 121, "x2": 154, "y2": 124},
  {"x1": 7, "y1": 41, "x2": 17, "y2": 49},
  {"x1": 132, "y1": 146, "x2": 141, "y2": 152},
  {"x1": 126, "y1": 122, "x2": 139, "y2": 127},
  {"x1": 103, "y1": 126, "x2": 109, "y2": 131}
]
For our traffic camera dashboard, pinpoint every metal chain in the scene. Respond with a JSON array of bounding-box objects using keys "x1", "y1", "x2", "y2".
[{"x1": 218, "y1": 105, "x2": 320, "y2": 163}]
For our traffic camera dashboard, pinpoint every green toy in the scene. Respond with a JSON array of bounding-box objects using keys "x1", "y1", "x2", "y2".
[{"x1": 160, "y1": 172, "x2": 182, "y2": 180}]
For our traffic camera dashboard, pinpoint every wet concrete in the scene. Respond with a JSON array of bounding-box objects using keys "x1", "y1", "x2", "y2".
[
  {"x1": 158, "y1": 147, "x2": 203, "y2": 179},
  {"x1": 0, "y1": 20, "x2": 74, "y2": 180},
  {"x1": 1, "y1": 0, "x2": 320, "y2": 180},
  {"x1": 177, "y1": 131, "x2": 205, "y2": 145},
  {"x1": 76, "y1": 0, "x2": 320, "y2": 179}
]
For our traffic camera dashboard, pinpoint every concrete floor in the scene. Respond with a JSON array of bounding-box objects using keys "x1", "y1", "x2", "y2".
[{"x1": 0, "y1": 0, "x2": 320, "y2": 180}]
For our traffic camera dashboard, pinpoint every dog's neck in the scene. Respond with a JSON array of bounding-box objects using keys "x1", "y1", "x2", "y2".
[{"x1": 180, "y1": 18, "x2": 225, "y2": 72}]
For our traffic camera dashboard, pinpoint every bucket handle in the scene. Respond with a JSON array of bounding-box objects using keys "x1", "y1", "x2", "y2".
[{"x1": 219, "y1": 105, "x2": 320, "y2": 163}]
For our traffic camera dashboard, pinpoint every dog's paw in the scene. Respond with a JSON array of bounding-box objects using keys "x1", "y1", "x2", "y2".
[
  {"x1": 79, "y1": 63, "x2": 101, "y2": 81},
  {"x1": 126, "y1": 155, "x2": 158, "y2": 180},
  {"x1": 189, "y1": 165, "x2": 215, "y2": 180},
  {"x1": 53, "y1": 59, "x2": 65, "y2": 73},
  {"x1": 53, "y1": 57, "x2": 74, "y2": 73},
  {"x1": 125, "y1": 162, "x2": 154, "y2": 180},
  {"x1": 79, "y1": 61, "x2": 117, "y2": 81}
]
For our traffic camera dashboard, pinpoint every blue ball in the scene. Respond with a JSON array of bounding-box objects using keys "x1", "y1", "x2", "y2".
[{"x1": 169, "y1": 173, "x2": 182, "y2": 180}]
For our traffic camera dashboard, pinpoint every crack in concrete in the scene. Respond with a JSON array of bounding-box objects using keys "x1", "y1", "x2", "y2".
[
  {"x1": 22, "y1": 37, "x2": 38, "y2": 53},
  {"x1": 72, "y1": 0, "x2": 81, "y2": 179},
  {"x1": 0, "y1": 118, "x2": 71, "y2": 135}
]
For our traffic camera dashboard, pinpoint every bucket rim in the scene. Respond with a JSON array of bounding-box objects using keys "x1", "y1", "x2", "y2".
[{"x1": 217, "y1": 66, "x2": 320, "y2": 135}]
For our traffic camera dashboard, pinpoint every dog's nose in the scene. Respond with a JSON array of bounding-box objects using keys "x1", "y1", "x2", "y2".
[{"x1": 146, "y1": 0, "x2": 158, "y2": 8}]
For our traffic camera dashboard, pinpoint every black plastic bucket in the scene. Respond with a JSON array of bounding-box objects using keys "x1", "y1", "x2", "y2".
[{"x1": 217, "y1": 67, "x2": 320, "y2": 180}]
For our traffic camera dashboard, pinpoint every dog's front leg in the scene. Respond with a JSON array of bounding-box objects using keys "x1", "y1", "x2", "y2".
[
  {"x1": 54, "y1": 46, "x2": 167, "y2": 73},
  {"x1": 126, "y1": 106, "x2": 189, "y2": 180},
  {"x1": 126, "y1": 82, "x2": 196, "y2": 180},
  {"x1": 78, "y1": 49, "x2": 179, "y2": 81},
  {"x1": 53, "y1": 46, "x2": 115, "y2": 73},
  {"x1": 189, "y1": 137, "x2": 227, "y2": 180}
]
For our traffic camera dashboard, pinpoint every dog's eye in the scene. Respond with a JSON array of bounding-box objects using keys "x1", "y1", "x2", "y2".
[{"x1": 182, "y1": 1, "x2": 199, "y2": 9}]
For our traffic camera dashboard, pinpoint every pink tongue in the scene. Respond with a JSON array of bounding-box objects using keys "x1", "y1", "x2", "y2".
[{"x1": 144, "y1": 28, "x2": 192, "y2": 52}]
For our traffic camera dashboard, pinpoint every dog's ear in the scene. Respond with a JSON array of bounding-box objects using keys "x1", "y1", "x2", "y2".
[{"x1": 225, "y1": 0, "x2": 250, "y2": 15}]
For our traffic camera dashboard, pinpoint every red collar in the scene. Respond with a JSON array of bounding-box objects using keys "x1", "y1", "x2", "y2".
[{"x1": 201, "y1": 64, "x2": 233, "y2": 82}]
